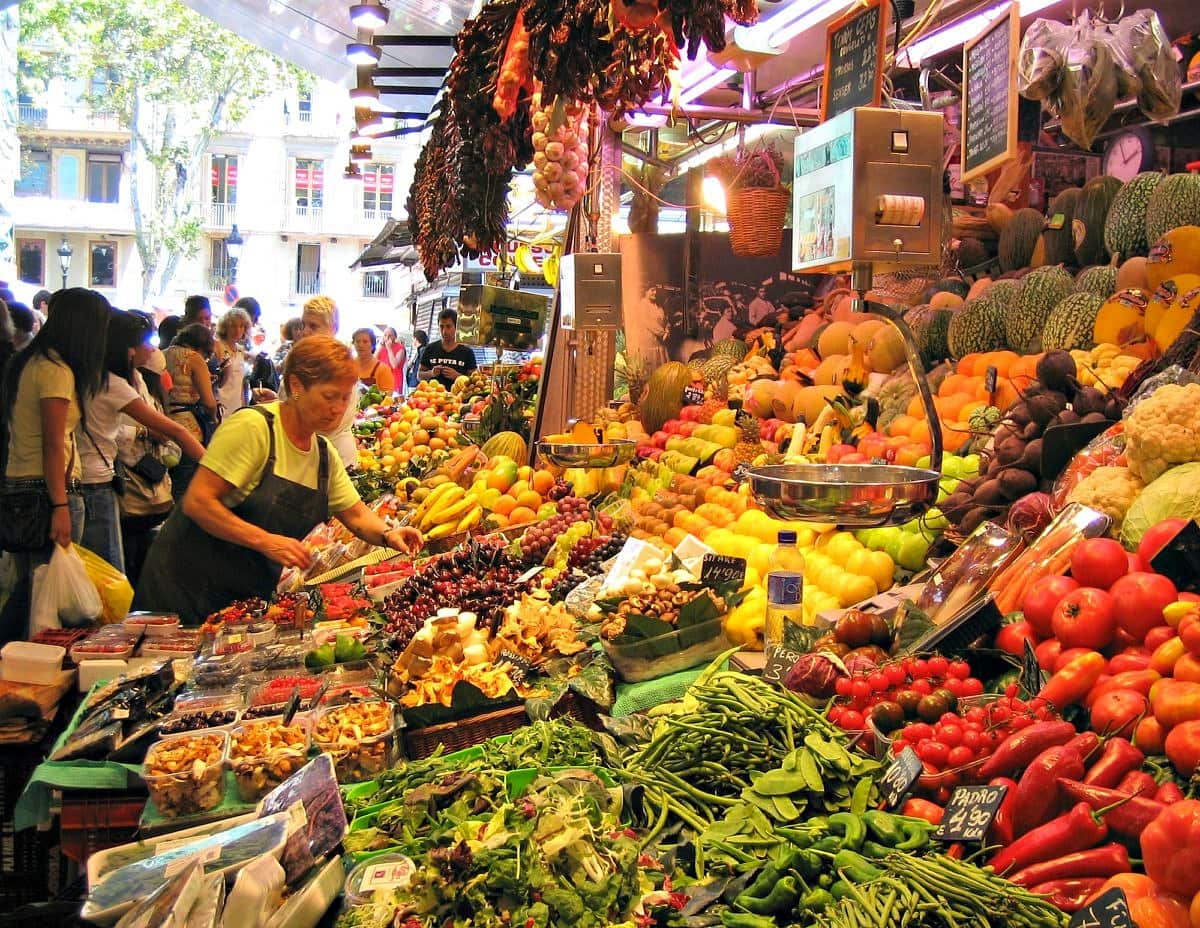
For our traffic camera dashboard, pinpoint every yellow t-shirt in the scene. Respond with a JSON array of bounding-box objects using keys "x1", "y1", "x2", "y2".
[
  {"x1": 5, "y1": 352, "x2": 82, "y2": 480},
  {"x1": 199, "y1": 402, "x2": 360, "y2": 514}
]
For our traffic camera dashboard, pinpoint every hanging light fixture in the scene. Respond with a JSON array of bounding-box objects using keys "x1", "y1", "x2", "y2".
[
  {"x1": 349, "y1": 1, "x2": 389, "y2": 30},
  {"x1": 355, "y1": 106, "x2": 383, "y2": 133},
  {"x1": 349, "y1": 79, "x2": 381, "y2": 109},
  {"x1": 345, "y1": 42, "x2": 382, "y2": 65},
  {"x1": 350, "y1": 143, "x2": 373, "y2": 163}
]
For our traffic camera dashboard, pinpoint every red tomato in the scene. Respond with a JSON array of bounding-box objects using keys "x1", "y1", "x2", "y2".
[
  {"x1": 995, "y1": 620, "x2": 1038, "y2": 657},
  {"x1": 1138, "y1": 518, "x2": 1189, "y2": 566},
  {"x1": 1022, "y1": 575, "x2": 1080, "y2": 638},
  {"x1": 1146, "y1": 625, "x2": 1179, "y2": 652},
  {"x1": 1181, "y1": 614, "x2": 1200, "y2": 657},
  {"x1": 1128, "y1": 552, "x2": 1146, "y2": 574},
  {"x1": 1056, "y1": 646, "x2": 1095, "y2": 672},
  {"x1": 1035, "y1": 638, "x2": 1063, "y2": 671},
  {"x1": 1090, "y1": 688, "x2": 1149, "y2": 738},
  {"x1": 1110, "y1": 572, "x2": 1180, "y2": 643},
  {"x1": 1108, "y1": 650, "x2": 1152, "y2": 673},
  {"x1": 1135, "y1": 715, "x2": 1167, "y2": 754},
  {"x1": 1070, "y1": 537, "x2": 1130, "y2": 589},
  {"x1": 1052, "y1": 588, "x2": 1118, "y2": 650}
]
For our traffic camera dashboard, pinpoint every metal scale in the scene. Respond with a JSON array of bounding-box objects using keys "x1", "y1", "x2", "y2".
[{"x1": 748, "y1": 106, "x2": 947, "y2": 527}]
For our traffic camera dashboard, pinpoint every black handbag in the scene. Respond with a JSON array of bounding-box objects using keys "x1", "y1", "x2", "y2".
[
  {"x1": 0, "y1": 421, "x2": 52, "y2": 553},
  {"x1": 127, "y1": 453, "x2": 168, "y2": 484}
]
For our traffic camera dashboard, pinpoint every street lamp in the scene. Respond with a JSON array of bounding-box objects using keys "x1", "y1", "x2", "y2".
[
  {"x1": 225, "y1": 224, "x2": 244, "y2": 283},
  {"x1": 56, "y1": 238, "x2": 72, "y2": 290}
]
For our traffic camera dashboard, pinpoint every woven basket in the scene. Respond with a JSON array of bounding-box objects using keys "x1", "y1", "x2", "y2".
[
  {"x1": 402, "y1": 693, "x2": 595, "y2": 759},
  {"x1": 726, "y1": 186, "x2": 790, "y2": 258}
]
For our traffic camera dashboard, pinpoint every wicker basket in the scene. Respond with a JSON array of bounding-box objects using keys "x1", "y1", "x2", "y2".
[
  {"x1": 726, "y1": 186, "x2": 790, "y2": 258},
  {"x1": 402, "y1": 693, "x2": 596, "y2": 760}
]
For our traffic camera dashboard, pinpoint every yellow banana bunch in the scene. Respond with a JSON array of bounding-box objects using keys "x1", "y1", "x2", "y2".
[{"x1": 409, "y1": 481, "x2": 458, "y2": 526}]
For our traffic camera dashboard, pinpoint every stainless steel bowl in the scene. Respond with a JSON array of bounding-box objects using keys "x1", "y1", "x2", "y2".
[
  {"x1": 746, "y1": 463, "x2": 941, "y2": 527},
  {"x1": 537, "y1": 439, "x2": 637, "y2": 469}
]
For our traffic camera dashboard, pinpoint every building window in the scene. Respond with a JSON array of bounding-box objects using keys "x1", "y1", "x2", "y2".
[
  {"x1": 362, "y1": 270, "x2": 389, "y2": 298},
  {"x1": 296, "y1": 242, "x2": 321, "y2": 294},
  {"x1": 87, "y1": 152, "x2": 121, "y2": 203},
  {"x1": 90, "y1": 241, "x2": 116, "y2": 287},
  {"x1": 16, "y1": 148, "x2": 49, "y2": 197},
  {"x1": 362, "y1": 163, "x2": 394, "y2": 216},
  {"x1": 90, "y1": 67, "x2": 118, "y2": 100},
  {"x1": 294, "y1": 159, "x2": 324, "y2": 212},
  {"x1": 57, "y1": 151, "x2": 84, "y2": 200},
  {"x1": 211, "y1": 154, "x2": 238, "y2": 204},
  {"x1": 209, "y1": 238, "x2": 231, "y2": 289},
  {"x1": 17, "y1": 239, "x2": 44, "y2": 285},
  {"x1": 298, "y1": 91, "x2": 312, "y2": 123}
]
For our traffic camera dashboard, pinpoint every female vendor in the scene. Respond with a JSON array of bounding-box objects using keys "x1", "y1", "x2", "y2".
[{"x1": 134, "y1": 336, "x2": 421, "y2": 624}]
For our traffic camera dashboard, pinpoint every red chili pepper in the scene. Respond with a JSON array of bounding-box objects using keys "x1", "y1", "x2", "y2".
[
  {"x1": 989, "y1": 802, "x2": 1108, "y2": 876},
  {"x1": 1081, "y1": 738, "x2": 1145, "y2": 788},
  {"x1": 988, "y1": 777, "x2": 1019, "y2": 847},
  {"x1": 1155, "y1": 781, "x2": 1185, "y2": 803},
  {"x1": 1012, "y1": 744, "x2": 1086, "y2": 837},
  {"x1": 1117, "y1": 769, "x2": 1157, "y2": 797},
  {"x1": 901, "y1": 798, "x2": 945, "y2": 825},
  {"x1": 1028, "y1": 877, "x2": 1109, "y2": 913},
  {"x1": 1006, "y1": 843, "x2": 1131, "y2": 887},
  {"x1": 1055, "y1": 778, "x2": 1168, "y2": 839},
  {"x1": 977, "y1": 721, "x2": 1077, "y2": 780},
  {"x1": 1064, "y1": 731, "x2": 1102, "y2": 764},
  {"x1": 1039, "y1": 651, "x2": 1107, "y2": 710}
]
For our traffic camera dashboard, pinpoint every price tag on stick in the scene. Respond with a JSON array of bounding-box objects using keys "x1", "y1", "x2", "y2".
[
  {"x1": 1069, "y1": 888, "x2": 1132, "y2": 928},
  {"x1": 879, "y1": 746, "x2": 922, "y2": 810},
  {"x1": 701, "y1": 554, "x2": 747, "y2": 589},
  {"x1": 682, "y1": 385, "x2": 705, "y2": 406},
  {"x1": 935, "y1": 784, "x2": 1007, "y2": 843}
]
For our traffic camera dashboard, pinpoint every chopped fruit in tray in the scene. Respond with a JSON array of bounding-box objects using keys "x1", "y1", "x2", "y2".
[
  {"x1": 251, "y1": 675, "x2": 323, "y2": 707},
  {"x1": 315, "y1": 583, "x2": 374, "y2": 625},
  {"x1": 202, "y1": 598, "x2": 267, "y2": 636},
  {"x1": 262, "y1": 593, "x2": 308, "y2": 629}
]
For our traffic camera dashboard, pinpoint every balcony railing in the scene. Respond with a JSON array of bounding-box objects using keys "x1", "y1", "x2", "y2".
[
  {"x1": 292, "y1": 271, "x2": 325, "y2": 297},
  {"x1": 208, "y1": 268, "x2": 232, "y2": 291},
  {"x1": 207, "y1": 201, "x2": 236, "y2": 228},
  {"x1": 61, "y1": 105, "x2": 121, "y2": 130},
  {"x1": 288, "y1": 204, "x2": 324, "y2": 232},
  {"x1": 362, "y1": 273, "x2": 390, "y2": 299},
  {"x1": 18, "y1": 103, "x2": 47, "y2": 127},
  {"x1": 360, "y1": 206, "x2": 391, "y2": 224}
]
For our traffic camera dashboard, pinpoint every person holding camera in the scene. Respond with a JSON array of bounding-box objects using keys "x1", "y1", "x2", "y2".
[{"x1": 78, "y1": 310, "x2": 205, "y2": 571}]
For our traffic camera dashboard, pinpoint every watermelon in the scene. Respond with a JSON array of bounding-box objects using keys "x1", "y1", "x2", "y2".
[
  {"x1": 1145, "y1": 173, "x2": 1200, "y2": 244},
  {"x1": 1074, "y1": 264, "x2": 1118, "y2": 298},
  {"x1": 999, "y1": 208, "x2": 1045, "y2": 272},
  {"x1": 1104, "y1": 171, "x2": 1164, "y2": 260},
  {"x1": 1007, "y1": 265, "x2": 1075, "y2": 353},
  {"x1": 1042, "y1": 292, "x2": 1104, "y2": 351},
  {"x1": 905, "y1": 304, "x2": 954, "y2": 366},
  {"x1": 948, "y1": 294, "x2": 1007, "y2": 358},
  {"x1": 711, "y1": 338, "x2": 749, "y2": 360},
  {"x1": 1074, "y1": 176, "x2": 1122, "y2": 267}
]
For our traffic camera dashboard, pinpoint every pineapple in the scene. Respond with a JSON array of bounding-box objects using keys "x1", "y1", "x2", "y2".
[{"x1": 733, "y1": 415, "x2": 761, "y2": 464}]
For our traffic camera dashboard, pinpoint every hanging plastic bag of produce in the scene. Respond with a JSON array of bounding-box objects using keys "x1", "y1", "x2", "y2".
[
  {"x1": 76, "y1": 544, "x2": 134, "y2": 625},
  {"x1": 1054, "y1": 14, "x2": 1119, "y2": 151},
  {"x1": 1099, "y1": 19, "x2": 1143, "y2": 100},
  {"x1": 1116, "y1": 9, "x2": 1183, "y2": 121},
  {"x1": 33, "y1": 544, "x2": 103, "y2": 628},
  {"x1": 1017, "y1": 18, "x2": 1070, "y2": 101}
]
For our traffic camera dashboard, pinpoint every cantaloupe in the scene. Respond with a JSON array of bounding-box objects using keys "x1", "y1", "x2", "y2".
[
  {"x1": 743, "y1": 378, "x2": 777, "y2": 418},
  {"x1": 1116, "y1": 257, "x2": 1149, "y2": 292},
  {"x1": 1146, "y1": 275, "x2": 1200, "y2": 340},
  {"x1": 795, "y1": 385, "x2": 844, "y2": 424},
  {"x1": 867, "y1": 325, "x2": 906, "y2": 373},
  {"x1": 929, "y1": 290, "x2": 965, "y2": 310},
  {"x1": 817, "y1": 321, "x2": 856, "y2": 358},
  {"x1": 966, "y1": 277, "x2": 993, "y2": 301},
  {"x1": 813, "y1": 354, "x2": 849, "y2": 386},
  {"x1": 1154, "y1": 285, "x2": 1200, "y2": 354},
  {"x1": 1145, "y1": 226, "x2": 1200, "y2": 292},
  {"x1": 771, "y1": 380, "x2": 804, "y2": 422},
  {"x1": 1093, "y1": 289, "x2": 1150, "y2": 347}
]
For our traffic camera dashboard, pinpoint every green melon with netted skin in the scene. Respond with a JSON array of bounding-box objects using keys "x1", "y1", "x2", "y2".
[
  {"x1": 701, "y1": 354, "x2": 737, "y2": 383},
  {"x1": 1006, "y1": 265, "x2": 1075, "y2": 353},
  {"x1": 1074, "y1": 265, "x2": 1118, "y2": 298},
  {"x1": 1146, "y1": 173, "x2": 1200, "y2": 245},
  {"x1": 905, "y1": 304, "x2": 954, "y2": 366},
  {"x1": 1105, "y1": 172, "x2": 1164, "y2": 261},
  {"x1": 1042, "y1": 292, "x2": 1105, "y2": 351},
  {"x1": 711, "y1": 338, "x2": 750, "y2": 360},
  {"x1": 948, "y1": 294, "x2": 1007, "y2": 358}
]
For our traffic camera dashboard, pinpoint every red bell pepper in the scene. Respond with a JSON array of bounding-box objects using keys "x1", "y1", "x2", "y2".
[
  {"x1": 1012, "y1": 744, "x2": 1086, "y2": 837},
  {"x1": 1117, "y1": 769, "x2": 1157, "y2": 797},
  {"x1": 1055, "y1": 778, "x2": 1167, "y2": 839},
  {"x1": 1028, "y1": 877, "x2": 1109, "y2": 913},
  {"x1": 1007, "y1": 843, "x2": 1131, "y2": 887},
  {"x1": 1081, "y1": 737, "x2": 1144, "y2": 788},
  {"x1": 989, "y1": 802, "x2": 1108, "y2": 876},
  {"x1": 987, "y1": 777, "x2": 1019, "y2": 847},
  {"x1": 901, "y1": 798, "x2": 944, "y2": 826},
  {"x1": 1040, "y1": 650, "x2": 1107, "y2": 710},
  {"x1": 1141, "y1": 798, "x2": 1200, "y2": 898},
  {"x1": 977, "y1": 720, "x2": 1076, "y2": 780},
  {"x1": 1156, "y1": 781, "x2": 1185, "y2": 803},
  {"x1": 1064, "y1": 731, "x2": 1102, "y2": 764}
]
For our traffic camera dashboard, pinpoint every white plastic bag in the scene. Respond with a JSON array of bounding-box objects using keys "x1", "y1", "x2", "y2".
[
  {"x1": 35, "y1": 544, "x2": 103, "y2": 627},
  {"x1": 29, "y1": 563, "x2": 58, "y2": 634}
]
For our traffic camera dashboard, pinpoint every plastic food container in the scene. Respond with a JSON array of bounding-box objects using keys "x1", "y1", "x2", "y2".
[
  {"x1": 246, "y1": 674, "x2": 322, "y2": 717},
  {"x1": 142, "y1": 730, "x2": 227, "y2": 819},
  {"x1": 228, "y1": 716, "x2": 311, "y2": 803},
  {"x1": 602, "y1": 616, "x2": 731, "y2": 683},
  {"x1": 71, "y1": 636, "x2": 135, "y2": 663},
  {"x1": 160, "y1": 694, "x2": 243, "y2": 736},
  {"x1": 0, "y1": 641, "x2": 66, "y2": 685},
  {"x1": 214, "y1": 625, "x2": 253, "y2": 656},
  {"x1": 123, "y1": 612, "x2": 181, "y2": 639},
  {"x1": 343, "y1": 853, "x2": 415, "y2": 906},
  {"x1": 191, "y1": 653, "x2": 246, "y2": 690},
  {"x1": 246, "y1": 621, "x2": 277, "y2": 647},
  {"x1": 312, "y1": 700, "x2": 395, "y2": 783},
  {"x1": 247, "y1": 643, "x2": 306, "y2": 673},
  {"x1": 139, "y1": 633, "x2": 200, "y2": 660}
]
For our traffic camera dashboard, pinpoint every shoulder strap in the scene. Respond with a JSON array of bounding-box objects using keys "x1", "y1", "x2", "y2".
[
  {"x1": 314, "y1": 434, "x2": 330, "y2": 495},
  {"x1": 245, "y1": 405, "x2": 278, "y2": 479}
]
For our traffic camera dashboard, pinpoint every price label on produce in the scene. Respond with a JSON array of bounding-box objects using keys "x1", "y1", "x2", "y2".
[
  {"x1": 935, "y1": 783, "x2": 1007, "y2": 843},
  {"x1": 516, "y1": 565, "x2": 545, "y2": 585},
  {"x1": 1069, "y1": 888, "x2": 1132, "y2": 928},
  {"x1": 762, "y1": 644, "x2": 804, "y2": 686},
  {"x1": 879, "y1": 746, "x2": 922, "y2": 810},
  {"x1": 700, "y1": 554, "x2": 747, "y2": 589},
  {"x1": 499, "y1": 649, "x2": 535, "y2": 685},
  {"x1": 682, "y1": 385, "x2": 705, "y2": 406}
]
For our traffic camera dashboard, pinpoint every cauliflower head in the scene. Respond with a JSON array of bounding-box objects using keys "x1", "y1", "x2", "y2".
[
  {"x1": 1124, "y1": 383, "x2": 1200, "y2": 483},
  {"x1": 1067, "y1": 465, "x2": 1145, "y2": 537}
]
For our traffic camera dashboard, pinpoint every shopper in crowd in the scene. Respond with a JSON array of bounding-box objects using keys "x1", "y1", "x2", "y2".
[
  {"x1": 215, "y1": 306, "x2": 252, "y2": 415},
  {"x1": 234, "y1": 296, "x2": 279, "y2": 398},
  {"x1": 233, "y1": 296, "x2": 262, "y2": 334},
  {"x1": 275, "y1": 317, "x2": 304, "y2": 368},
  {"x1": 420, "y1": 309, "x2": 477, "y2": 389},
  {"x1": 31, "y1": 289, "x2": 51, "y2": 331},
  {"x1": 133, "y1": 336, "x2": 422, "y2": 624},
  {"x1": 295, "y1": 296, "x2": 357, "y2": 467},
  {"x1": 157, "y1": 314, "x2": 182, "y2": 351},
  {"x1": 407, "y1": 329, "x2": 428, "y2": 391},
  {"x1": 164, "y1": 323, "x2": 219, "y2": 500},
  {"x1": 351, "y1": 328, "x2": 395, "y2": 393},
  {"x1": 377, "y1": 326, "x2": 407, "y2": 396},
  {"x1": 182, "y1": 294, "x2": 213, "y2": 331},
  {"x1": 0, "y1": 289, "x2": 110, "y2": 645},
  {"x1": 78, "y1": 311, "x2": 206, "y2": 572},
  {"x1": 0, "y1": 299, "x2": 15, "y2": 374},
  {"x1": 9, "y1": 302, "x2": 35, "y2": 352}
]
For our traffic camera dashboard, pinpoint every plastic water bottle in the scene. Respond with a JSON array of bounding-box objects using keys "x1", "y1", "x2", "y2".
[{"x1": 765, "y1": 530, "x2": 806, "y2": 650}]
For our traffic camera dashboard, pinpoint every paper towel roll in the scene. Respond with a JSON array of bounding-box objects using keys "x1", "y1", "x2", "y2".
[{"x1": 877, "y1": 194, "x2": 926, "y2": 226}]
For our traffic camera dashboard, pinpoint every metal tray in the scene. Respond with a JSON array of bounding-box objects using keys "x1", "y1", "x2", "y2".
[
  {"x1": 536, "y1": 439, "x2": 636, "y2": 469},
  {"x1": 746, "y1": 462, "x2": 940, "y2": 527}
]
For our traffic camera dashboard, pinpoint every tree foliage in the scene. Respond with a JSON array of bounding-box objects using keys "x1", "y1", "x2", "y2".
[{"x1": 19, "y1": 0, "x2": 303, "y2": 302}]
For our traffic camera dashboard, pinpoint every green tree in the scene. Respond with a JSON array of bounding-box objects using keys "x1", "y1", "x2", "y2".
[{"x1": 19, "y1": 0, "x2": 301, "y2": 302}]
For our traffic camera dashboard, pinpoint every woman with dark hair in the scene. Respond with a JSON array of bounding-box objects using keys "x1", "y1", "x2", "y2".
[
  {"x1": 0, "y1": 298, "x2": 14, "y2": 374},
  {"x1": 377, "y1": 326, "x2": 407, "y2": 396},
  {"x1": 134, "y1": 336, "x2": 422, "y2": 623},
  {"x1": 157, "y1": 314, "x2": 182, "y2": 351},
  {"x1": 164, "y1": 322, "x2": 219, "y2": 501},
  {"x1": 78, "y1": 310, "x2": 205, "y2": 571},
  {"x1": 0, "y1": 288, "x2": 110, "y2": 644},
  {"x1": 406, "y1": 329, "x2": 428, "y2": 391},
  {"x1": 352, "y1": 327, "x2": 394, "y2": 392}
]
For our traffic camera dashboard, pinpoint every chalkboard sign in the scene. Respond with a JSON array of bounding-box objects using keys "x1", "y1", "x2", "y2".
[
  {"x1": 762, "y1": 643, "x2": 805, "y2": 685},
  {"x1": 499, "y1": 649, "x2": 535, "y2": 685},
  {"x1": 682, "y1": 386, "x2": 705, "y2": 406},
  {"x1": 879, "y1": 746, "x2": 922, "y2": 810},
  {"x1": 935, "y1": 784, "x2": 1007, "y2": 843},
  {"x1": 1070, "y1": 888, "x2": 1132, "y2": 928},
  {"x1": 961, "y1": 4, "x2": 1019, "y2": 184},
  {"x1": 701, "y1": 554, "x2": 747, "y2": 589},
  {"x1": 822, "y1": 0, "x2": 887, "y2": 122}
]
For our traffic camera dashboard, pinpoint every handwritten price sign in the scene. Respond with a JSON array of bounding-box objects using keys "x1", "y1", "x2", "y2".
[{"x1": 935, "y1": 784, "x2": 1007, "y2": 843}]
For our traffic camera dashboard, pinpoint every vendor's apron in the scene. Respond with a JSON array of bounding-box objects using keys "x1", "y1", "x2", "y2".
[{"x1": 133, "y1": 406, "x2": 329, "y2": 625}]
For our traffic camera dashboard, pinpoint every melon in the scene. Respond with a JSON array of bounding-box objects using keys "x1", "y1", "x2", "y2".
[
  {"x1": 771, "y1": 380, "x2": 805, "y2": 422},
  {"x1": 481, "y1": 430, "x2": 528, "y2": 461},
  {"x1": 826, "y1": 290, "x2": 856, "y2": 321},
  {"x1": 813, "y1": 354, "x2": 849, "y2": 386},
  {"x1": 1146, "y1": 275, "x2": 1200, "y2": 340},
  {"x1": 933, "y1": 278, "x2": 971, "y2": 299},
  {"x1": 999, "y1": 208, "x2": 1045, "y2": 272},
  {"x1": 640, "y1": 361, "x2": 693, "y2": 432},
  {"x1": 1154, "y1": 285, "x2": 1200, "y2": 354},
  {"x1": 1093, "y1": 289, "x2": 1150, "y2": 347},
  {"x1": 867, "y1": 324, "x2": 906, "y2": 373},
  {"x1": 905, "y1": 305, "x2": 954, "y2": 366},
  {"x1": 1145, "y1": 173, "x2": 1200, "y2": 244},
  {"x1": 948, "y1": 294, "x2": 1007, "y2": 358},
  {"x1": 743, "y1": 378, "x2": 777, "y2": 418},
  {"x1": 966, "y1": 277, "x2": 993, "y2": 301},
  {"x1": 956, "y1": 237, "x2": 991, "y2": 271},
  {"x1": 1074, "y1": 265, "x2": 1118, "y2": 298},
  {"x1": 1145, "y1": 225, "x2": 1200, "y2": 292},
  {"x1": 1042, "y1": 292, "x2": 1105, "y2": 351},
  {"x1": 1104, "y1": 171, "x2": 1164, "y2": 260},
  {"x1": 1007, "y1": 265, "x2": 1075, "y2": 353},
  {"x1": 1042, "y1": 187, "x2": 1083, "y2": 267},
  {"x1": 930, "y1": 290, "x2": 965, "y2": 310},
  {"x1": 711, "y1": 338, "x2": 749, "y2": 361},
  {"x1": 1074, "y1": 176, "x2": 1123, "y2": 267},
  {"x1": 1116, "y1": 256, "x2": 1149, "y2": 292},
  {"x1": 795, "y1": 385, "x2": 845, "y2": 424},
  {"x1": 817, "y1": 320, "x2": 856, "y2": 358}
]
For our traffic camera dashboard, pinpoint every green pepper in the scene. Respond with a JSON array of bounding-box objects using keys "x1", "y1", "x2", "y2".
[
  {"x1": 774, "y1": 826, "x2": 815, "y2": 848},
  {"x1": 721, "y1": 913, "x2": 777, "y2": 928},
  {"x1": 830, "y1": 880, "x2": 854, "y2": 901},
  {"x1": 740, "y1": 875, "x2": 801, "y2": 916},
  {"x1": 863, "y1": 810, "x2": 905, "y2": 846},
  {"x1": 827, "y1": 812, "x2": 866, "y2": 850},
  {"x1": 793, "y1": 849, "x2": 823, "y2": 880},
  {"x1": 832, "y1": 849, "x2": 882, "y2": 883},
  {"x1": 818, "y1": 873, "x2": 833, "y2": 889},
  {"x1": 813, "y1": 836, "x2": 843, "y2": 853},
  {"x1": 801, "y1": 888, "x2": 836, "y2": 910},
  {"x1": 894, "y1": 818, "x2": 934, "y2": 852},
  {"x1": 860, "y1": 840, "x2": 894, "y2": 859},
  {"x1": 740, "y1": 863, "x2": 781, "y2": 901}
]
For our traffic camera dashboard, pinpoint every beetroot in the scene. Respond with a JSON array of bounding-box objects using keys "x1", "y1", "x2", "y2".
[{"x1": 784, "y1": 653, "x2": 845, "y2": 699}]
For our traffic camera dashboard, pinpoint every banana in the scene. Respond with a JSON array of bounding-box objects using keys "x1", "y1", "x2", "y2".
[
  {"x1": 514, "y1": 243, "x2": 541, "y2": 276},
  {"x1": 426, "y1": 521, "x2": 457, "y2": 540},
  {"x1": 422, "y1": 491, "x2": 473, "y2": 530},
  {"x1": 1163, "y1": 601, "x2": 1198, "y2": 628},
  {"x1": 455, "y1": 505, "x2": 483, "y2": 534},
  {"x1": 413, "y1": 482, "x2": 461, "y2": 525},
  {"x1": 542, "y1": 245, "x2": 560, "y2": 287}
]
